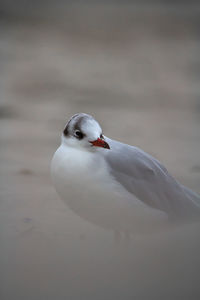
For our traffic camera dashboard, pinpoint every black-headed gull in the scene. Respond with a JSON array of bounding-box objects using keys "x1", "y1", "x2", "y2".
[{"x1": 51, "y1": 113, "x2": 200, "y2": 233}]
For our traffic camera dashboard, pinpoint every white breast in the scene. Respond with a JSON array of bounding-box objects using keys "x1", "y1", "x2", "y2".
[
  {"x1": 51, "y1": 144, "x2": 116, "y2": 195},
  {"x1": 51, "y1": 145, "x2": 167, "y2": 233}
]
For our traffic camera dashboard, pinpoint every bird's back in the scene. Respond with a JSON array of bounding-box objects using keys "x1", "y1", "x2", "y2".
[{"x1": 103, "y1": 137, "x2": 200, "y2": 220}]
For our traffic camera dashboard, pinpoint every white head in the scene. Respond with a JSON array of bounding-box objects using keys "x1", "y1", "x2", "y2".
[{"x1": 62, "y1": 113, "x2": 110, "y2": 150}]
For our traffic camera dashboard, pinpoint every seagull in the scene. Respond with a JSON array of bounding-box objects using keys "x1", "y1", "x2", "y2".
[{"x1": 51, "y1": 113, "x2": 200, "y2": 234}]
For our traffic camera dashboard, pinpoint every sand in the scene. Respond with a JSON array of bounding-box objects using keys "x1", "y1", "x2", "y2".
[{"x1": 0, "y1": 4, "x2": 200, "y2": 300}]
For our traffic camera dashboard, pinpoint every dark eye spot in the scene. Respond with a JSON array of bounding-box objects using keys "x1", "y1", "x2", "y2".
[
  {"x1": 100, "y1": 133, "x2": 104, "y2": 139},
  {"x1": 75, "y1": 130, "x2": 84, "y2": 139}
]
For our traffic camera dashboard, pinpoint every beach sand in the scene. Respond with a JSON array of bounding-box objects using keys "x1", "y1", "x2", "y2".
[{"x1": 0, "y1": 3, "x2": 200, "y2": 300}]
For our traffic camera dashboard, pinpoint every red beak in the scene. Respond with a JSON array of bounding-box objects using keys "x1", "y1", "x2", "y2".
[{"x1": 90, "y1": 138, "x2": 110, "y2": 149}]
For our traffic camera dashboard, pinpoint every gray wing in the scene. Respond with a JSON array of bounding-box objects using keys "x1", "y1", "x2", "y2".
[{"x1": 104, "y1": 137, "x2": 200, "y2": 219}]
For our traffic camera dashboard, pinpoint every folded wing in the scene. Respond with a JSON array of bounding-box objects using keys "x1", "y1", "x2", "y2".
[{"x1": 104, "y1": 137, "x2": 200, "y2": 219}]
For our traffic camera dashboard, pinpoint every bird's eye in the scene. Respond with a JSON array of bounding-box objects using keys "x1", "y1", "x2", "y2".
[
  {"x1": 75, "y1": 130, "x2": 84, "y2": 139},
  {"x1": 100, "y1": 134, "x2": 104, "y2": 139}
]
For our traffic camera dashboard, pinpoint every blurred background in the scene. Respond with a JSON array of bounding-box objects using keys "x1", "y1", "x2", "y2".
[{"x1": 0, "y1": 1, "x2": 200, "y2": 300}]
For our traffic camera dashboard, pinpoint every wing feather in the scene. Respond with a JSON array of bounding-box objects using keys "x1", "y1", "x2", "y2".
[{"x1": 104, "y1": 137, "x2": 200, "y2": 219}]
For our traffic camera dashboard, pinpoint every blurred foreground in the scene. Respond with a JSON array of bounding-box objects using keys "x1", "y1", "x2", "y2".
[{"x1": 0, "y1": 3, "x2": 200, "y2": 300}]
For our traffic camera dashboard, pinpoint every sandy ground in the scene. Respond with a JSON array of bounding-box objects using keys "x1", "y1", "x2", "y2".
[{"x1": 0, "y1": 4, "x2": 200, "y2": 300}]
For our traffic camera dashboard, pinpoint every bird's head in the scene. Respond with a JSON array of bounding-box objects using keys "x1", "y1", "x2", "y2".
[{"x1": 62, "y1": 113, "x2": 110, "y2": 151}]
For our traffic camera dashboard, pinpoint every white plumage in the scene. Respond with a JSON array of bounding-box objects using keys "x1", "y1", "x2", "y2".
[{"x1": 51, "y1": 113, "x2": 200, "y2": 233}]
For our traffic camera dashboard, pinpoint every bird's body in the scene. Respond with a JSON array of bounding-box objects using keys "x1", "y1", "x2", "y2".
[{"x1": 51, "y1": 113, "x2": 200, "y2": 233}]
